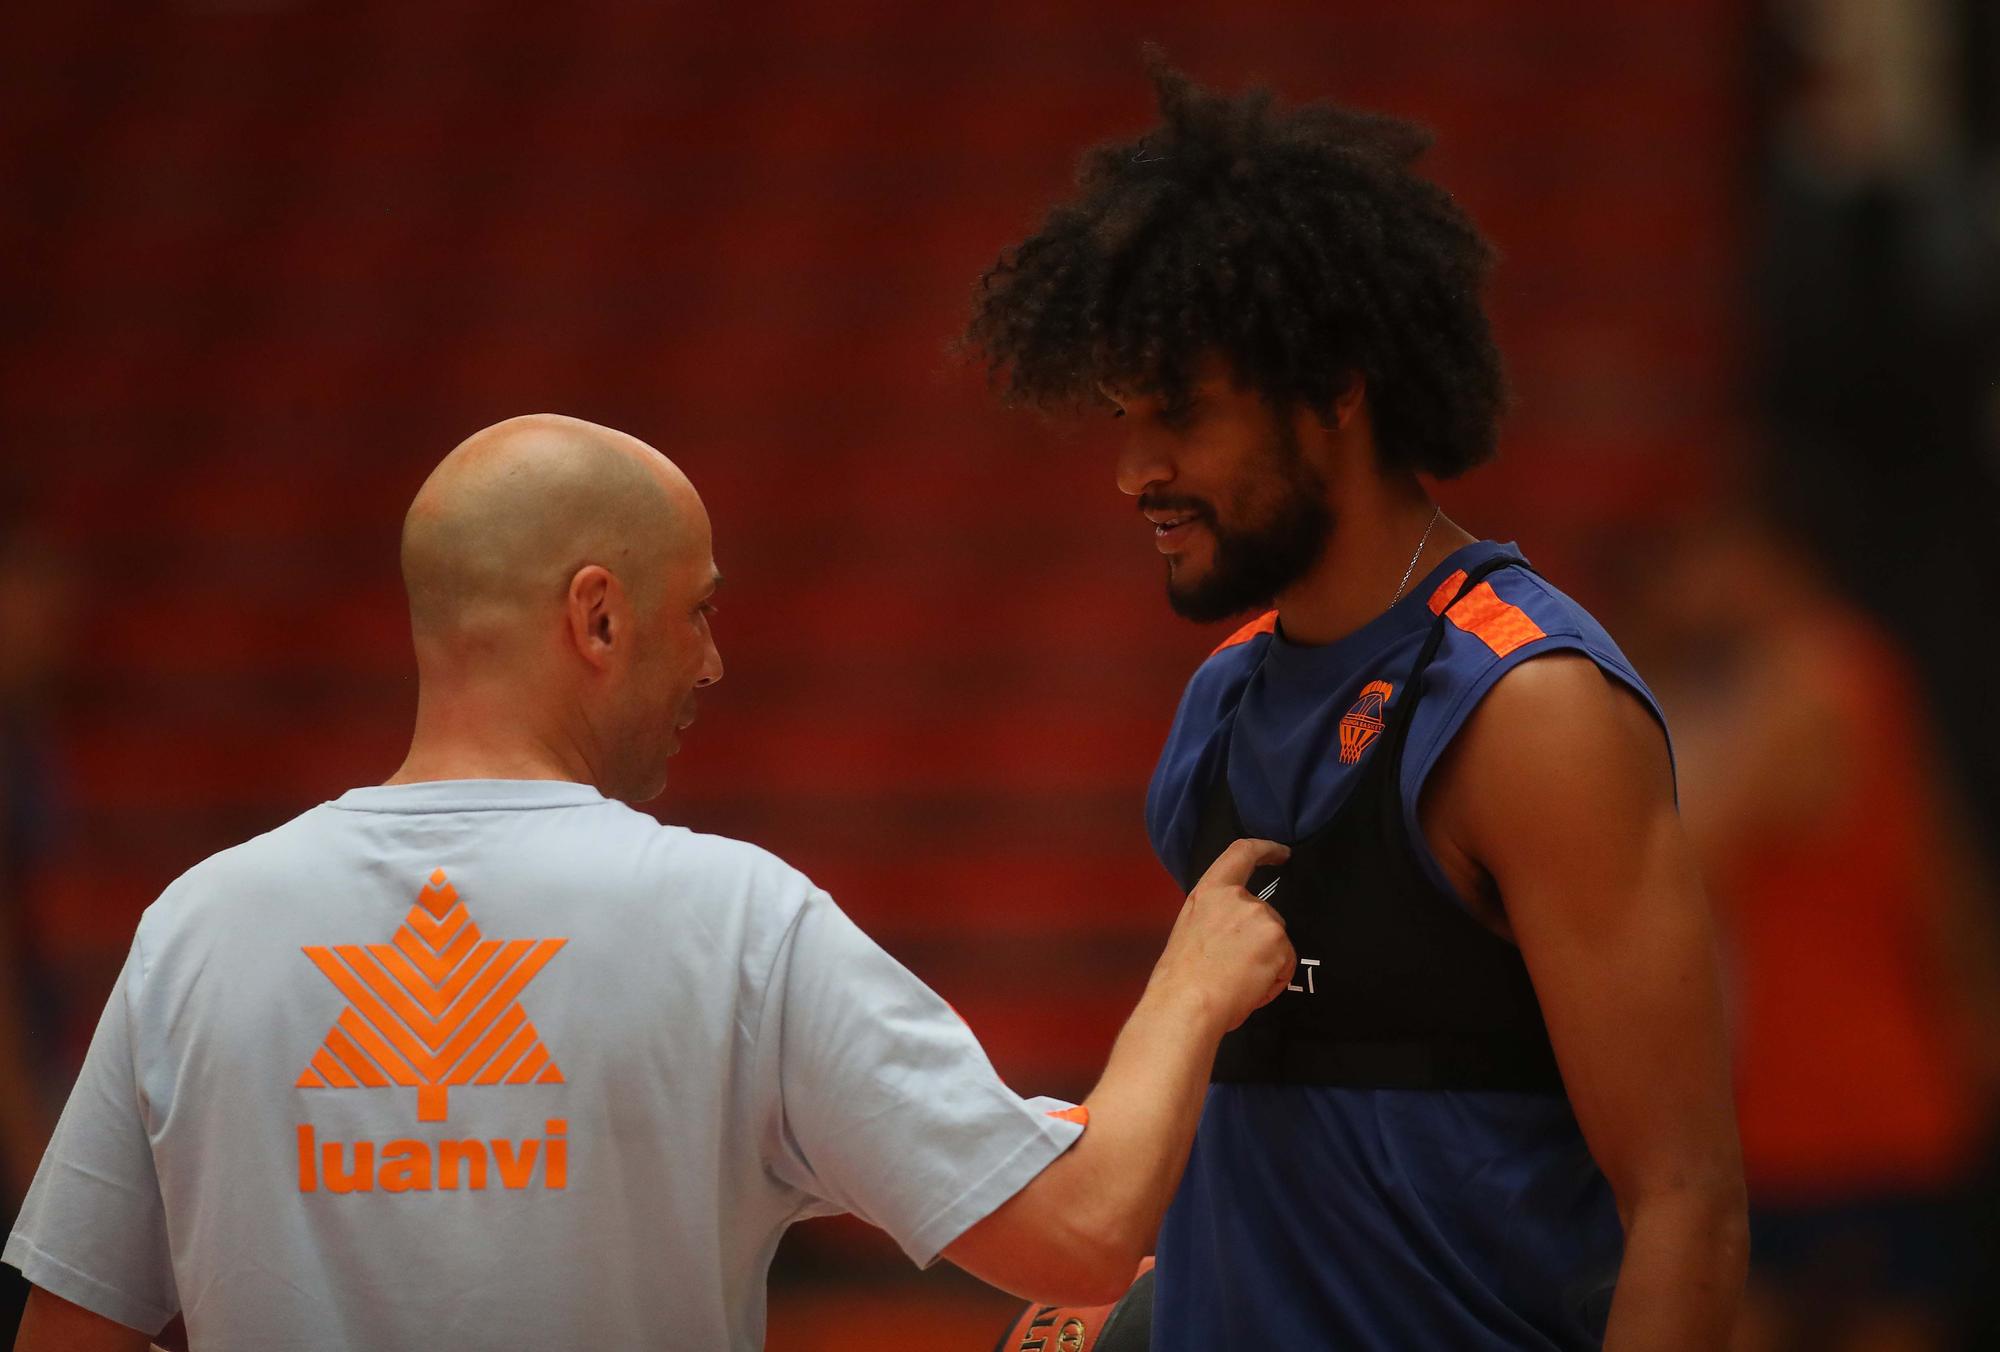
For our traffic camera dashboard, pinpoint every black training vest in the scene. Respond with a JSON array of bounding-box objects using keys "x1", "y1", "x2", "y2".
[{"x1": 1189, "y1": 556, "x2": 1566, "y2": 1092}]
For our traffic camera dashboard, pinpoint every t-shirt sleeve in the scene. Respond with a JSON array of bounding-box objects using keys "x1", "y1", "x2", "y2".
[
  {"x1": 758, "y1": 889, "x2": 1084, "y2": 1266},
  {"x1": 3, "y1": 940, "x2": 179, "y2": 1334}
]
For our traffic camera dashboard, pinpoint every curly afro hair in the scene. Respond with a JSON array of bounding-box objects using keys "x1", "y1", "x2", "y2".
[{"x1": 964, "y1": 55, "x2": 1507, "y2": 479}]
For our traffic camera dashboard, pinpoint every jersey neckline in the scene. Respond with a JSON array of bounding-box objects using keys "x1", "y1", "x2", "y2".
[
  {"x1": 329, "y1": 779, "x2": 610, "y2": 813},
  {"x1": 1256, "y1": 539, "x2": 1524, "y2": 689}
]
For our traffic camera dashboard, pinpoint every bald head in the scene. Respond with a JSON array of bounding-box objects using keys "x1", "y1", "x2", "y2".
[
  {"x1": 401, "y1": 414, "x2": 703, "y2": 645},
  {"x1": 392, "y1": 414, "x2": 723, "y2": 801}
]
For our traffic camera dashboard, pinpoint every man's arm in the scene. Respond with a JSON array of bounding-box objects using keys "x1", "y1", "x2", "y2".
[
  {"x1": 941, "y1": 838, "x2": 1294, "y2": 1306},
  {"x1": 1431, "y1": 655, "x2": 1747, "y2": 1351},
  {"x1": 14, "y1": 1286, "x2": 153, "y2": 1352}
]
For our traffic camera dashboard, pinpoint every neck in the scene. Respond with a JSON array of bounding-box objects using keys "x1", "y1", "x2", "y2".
[
  {"x1": 385, "y1": 672, "x2": 597, "y2": 788},
  {"x1": 1273, "y1": 474, "x2": 1474, "y2": 646}
]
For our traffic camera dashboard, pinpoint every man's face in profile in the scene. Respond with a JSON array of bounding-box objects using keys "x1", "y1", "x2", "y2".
[
  {"x1": 607, "y1": 512, "x2": 723, "y2": 804},
  {"x1": 1107, "y1": 366, "x2": 1333, "y2": 624}
]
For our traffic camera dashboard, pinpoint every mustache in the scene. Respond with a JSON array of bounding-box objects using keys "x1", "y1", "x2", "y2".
[{"x1": 1138, "y1": 492, "x2": 1214, "y2": 521}]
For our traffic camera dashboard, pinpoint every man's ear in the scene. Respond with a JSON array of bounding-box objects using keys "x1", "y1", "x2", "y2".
[
  {"x1": 566, "y1": 565, "x2": 622, "y2": 669},
  {"x1": 1328, "y1": 372, "x2": 1367, "y2": 431}
]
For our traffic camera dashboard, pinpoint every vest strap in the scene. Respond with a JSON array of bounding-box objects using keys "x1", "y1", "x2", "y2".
[{"x1": 1197, "y1": 553, "x2": 1566, "y2": 1093}]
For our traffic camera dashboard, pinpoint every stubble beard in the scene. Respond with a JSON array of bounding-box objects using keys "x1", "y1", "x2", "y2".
[{"x1": 1164, "y1": 427, "x2": 1334, "y2": 624}]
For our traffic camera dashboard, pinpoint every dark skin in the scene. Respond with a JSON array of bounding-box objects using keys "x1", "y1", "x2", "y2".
[{"x1": 1107, "y1": 358, "x2": 1748, "y2": 1352}]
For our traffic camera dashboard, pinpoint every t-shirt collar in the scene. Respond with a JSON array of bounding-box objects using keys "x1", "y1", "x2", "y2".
[
  {"x1": 329, "y1": 779, "x2": 609, "y2": 814},
  {"x1": 1259, "y1": 539, "x2": 1523, "y2": 685}
]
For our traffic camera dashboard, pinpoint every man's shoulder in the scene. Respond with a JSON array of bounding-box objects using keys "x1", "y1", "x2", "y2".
[
  {"x1": 1426, "y1": 564, "x2": 1590, "y2": 663},
  {"x1": 143, "y1": 802, "x2": 345, "y2": 911},
  {"x1": 1423, "y1": 562, "x2": 1648, "y2": 698},
  {"x1": 646, "y1": 823, "x2": 821, "y2": 907},
  {"x1": 1152, "y1": 619, "x2": 1271, "y2": 778},
  {"x1": 136, "y1": 800, "x2": 821, "y2": 941},
  {"x1": 1207, "y1": 610, "x2": 1280, "y2": 661},
  {"x1": 1181, "y1": 612, "x2": 1275, "y2": 696},
  {"x1": 1404, "y1": 560, "x2": 1666, "y2": 794}
]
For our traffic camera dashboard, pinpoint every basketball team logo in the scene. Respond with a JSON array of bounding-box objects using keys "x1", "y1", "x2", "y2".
[
  {"x1": 1338, "y1": 680, "x2": 1395, "y2": 764},
  {"x1": 296, "y1": 868, "x2": 567, "y2": 1123},
  {"x1": 1010, "y1": 1310, "x2": 1090, "y2": 1352}
]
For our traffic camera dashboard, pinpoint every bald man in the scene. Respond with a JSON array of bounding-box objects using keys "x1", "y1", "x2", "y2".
[{"x1": 3, "y1": 416, "x2": 1292, "y2": 1352}]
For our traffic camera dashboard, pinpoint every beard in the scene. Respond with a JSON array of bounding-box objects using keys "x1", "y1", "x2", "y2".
[{"x1": 1156, "y1": 423, "x2": 1333, "y2": 624}]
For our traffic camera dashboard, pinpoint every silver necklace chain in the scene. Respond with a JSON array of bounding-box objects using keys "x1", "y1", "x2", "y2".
[{"x1": 1390, "y1": 505, "x2": 1443, "y2": 606}]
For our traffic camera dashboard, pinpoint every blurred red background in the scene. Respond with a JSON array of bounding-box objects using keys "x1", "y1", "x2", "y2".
[
  {"x1": 0, "y1": 0, "x2": 1742, "y2": 1056},
  {"x1": 6, "y1": 2, "x2": 1996, "y2": 1349}
]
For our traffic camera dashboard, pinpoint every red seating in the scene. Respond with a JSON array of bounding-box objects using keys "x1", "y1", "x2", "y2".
[{"x1": 4, "y1": 4, "x2": 1746, "y2": 1222}]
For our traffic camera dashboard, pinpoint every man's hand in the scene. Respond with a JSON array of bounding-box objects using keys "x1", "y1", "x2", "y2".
[
  {"x1": 14, "y1": 1286, "x2": 154, "y2": 1352},
  {"x1": 1146, "y1": 837, "x2": 1295, "y2": 1035},
  {"x1": 943, "y1": 838, "x2": 1291, "y2": 1306}
]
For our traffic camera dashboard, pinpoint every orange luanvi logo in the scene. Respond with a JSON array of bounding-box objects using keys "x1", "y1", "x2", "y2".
[
  {"x1": 1338, "y1": 680, "x2": 1395, "y2": 764},
  {"x1": 296, "y1": 869, "x2": 567, "y2": 1123}
]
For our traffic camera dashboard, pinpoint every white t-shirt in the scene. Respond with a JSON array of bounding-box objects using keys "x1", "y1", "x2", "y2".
[{"x1": 3, "y1": 780, "x2": 1082, "y2": 1350}]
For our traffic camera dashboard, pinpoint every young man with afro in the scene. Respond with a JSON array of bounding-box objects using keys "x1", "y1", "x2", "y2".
[{"x1": 966, "y1": 61, "x2": 1748, "y2": 1351}]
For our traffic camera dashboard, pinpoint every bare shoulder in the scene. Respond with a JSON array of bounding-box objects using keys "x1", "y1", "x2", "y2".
[
  {"x1": 1427, "y1": 653, "x2": 1676, "y2": 896},
  {"x1": 1453, "y1": 652, "x2": 1668, "y2": 793}
]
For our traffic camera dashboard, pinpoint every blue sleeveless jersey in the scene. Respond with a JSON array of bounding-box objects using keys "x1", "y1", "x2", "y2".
[{"x1": 1147, "y1": 540, "x2": 1665, "y2": 1350}]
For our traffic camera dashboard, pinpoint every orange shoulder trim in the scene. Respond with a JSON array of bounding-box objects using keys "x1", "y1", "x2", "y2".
[
  {"x1": 1427, "y1": 570, "x2": 1471, "y2": 614},
  {"x1": 1046, "y1": 1104, "x2": 1090, "y2": 1127},
  {"x1": 1428, "y1": 569, "x2": 1545, "y2": 658},
  {"x1": 1210, "y1": 610, "x2": 1279, "y2": 657}
]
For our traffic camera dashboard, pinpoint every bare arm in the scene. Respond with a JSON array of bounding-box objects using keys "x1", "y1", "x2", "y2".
[
  {"x1": 942, "y1": 838, "x2": 1294, "y2": 1306},
  {"x1": 14, "y1": 1287, "x2": 154, "y2": 1352},
  {"x1": 1433, "y1": 655, "x2": 1747, "y2": 1351}
]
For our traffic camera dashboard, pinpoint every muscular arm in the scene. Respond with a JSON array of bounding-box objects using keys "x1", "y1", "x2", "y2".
[
  {"x1": 942, "y1": 839, "x2": 1293, "y2": 1306},
  {"x1": 1431, "y1": 655, "x2": 1747, "y2": 1351}
]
